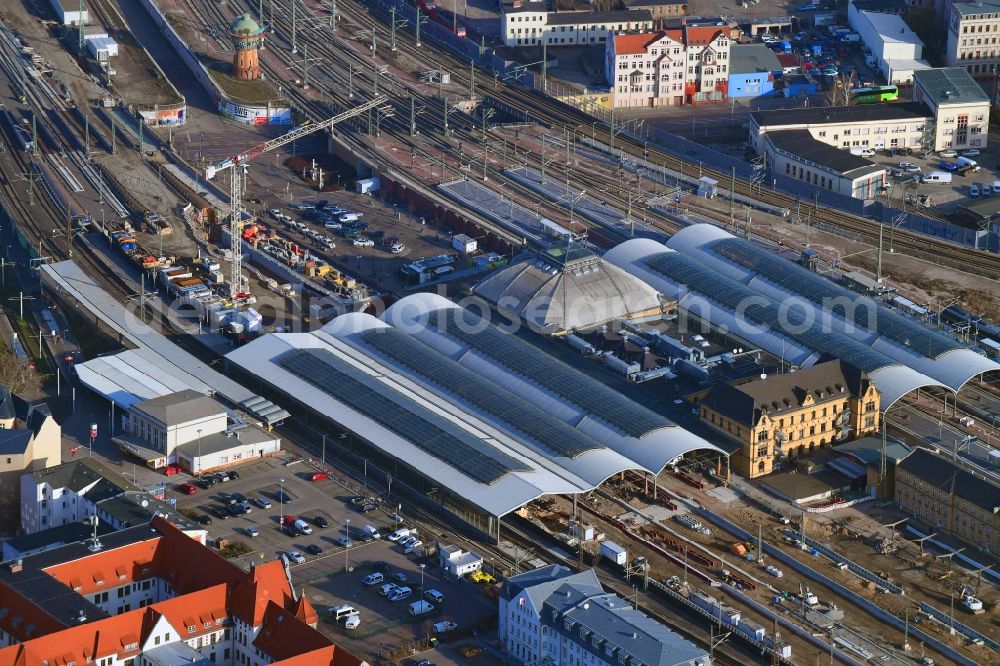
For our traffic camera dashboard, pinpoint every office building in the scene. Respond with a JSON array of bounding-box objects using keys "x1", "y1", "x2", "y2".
[
  {"x1": 912, "y1": 67, "x2": 991, "y2": 151},
  {"x1": 727, "y1": 43, "x2": 780, "y2": 98},
  {"x1": 697, "y1": 360, "x2": 881, "y2": 478},
  {"x1": 113, "y1": 389, "x2": 280, "y2": 474},
  {"x1": 763, "y1": 130, "x2": 888, "y2": 199},
  {"x1": 946, "y1": 0, "x2": 1000, "y2": 76}
]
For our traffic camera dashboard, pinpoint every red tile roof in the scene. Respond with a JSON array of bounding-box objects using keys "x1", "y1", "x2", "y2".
[
  {"x1": 613, "y1": 32, "x2": 664, "y2": 55},
  {"x1": 0, "y1": 517, "x2": 357, "y2": 666}
]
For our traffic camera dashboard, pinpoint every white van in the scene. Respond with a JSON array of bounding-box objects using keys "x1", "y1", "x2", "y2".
[
  {"x1": 404, "y1": 540, "x2": 424, "y2": 554},
  {"x1": 294, "y1": 519, "x2": 313, "y2": 535},
  {"x1": 992, "y1": 180, "x2": 1000, "y2": 194},
  {"x1": 363, "y1": 524, "x2": 381, "y2": 540},
  {"x1": 424, "y1": 589, "x2": 444, "y2": 604},
  {"x1": 387, "y1": 528, "x2": 413, "y2": 542},
  {"x1": 849, "y1": 147, "x2": 875, "y2": 157},
  {"x1": 921, "y1": 171, "x2": 952, "y2": 184},
  {"x1": 331, "y1": 604, "x2": 358, "y2": 620},
  {"x1": 337, "y1": 212, "x2": 362, "y2": 222},
  {"x1": 408, "y1": 600, "x2": 434, "y2": 616},
  {"x1": 342, "y1": 613, "x2": 361, "y2": 630},
  {"x1": 971, "y1": 183, "x2": 981, "y2": 198}
]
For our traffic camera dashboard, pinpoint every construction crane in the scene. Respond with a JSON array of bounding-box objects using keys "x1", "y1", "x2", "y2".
[{"x1": 206, "y1": 97, "x2": 387, "y2": 301}]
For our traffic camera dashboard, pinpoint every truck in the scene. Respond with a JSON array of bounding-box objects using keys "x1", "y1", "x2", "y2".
[
  {"x1": 356, "y1": 177, "x2": 381, "y2": 194},
  {"x1": 840, "y1": 33, "x2": 861, "y2": 42},
  {"x1": 957, "y1": 156, "x2": 980, "y2": 171},
  {"x1": 600, "y1": 540, "x2": 627, "y2": 566}
]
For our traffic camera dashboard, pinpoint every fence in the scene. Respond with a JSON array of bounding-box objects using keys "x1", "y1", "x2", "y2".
[
  {"x1": 785, "y1": 529, "x2": 903, "y2": 594},
  {"x1": 693, "y1": 507, "x2": 979, "y2": 666},
  {"x1": 918, "y1": 602, "x2": 1000, "y2": 653}
]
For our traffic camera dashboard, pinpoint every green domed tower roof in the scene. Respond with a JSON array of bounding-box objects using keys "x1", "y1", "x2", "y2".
[{"x1": 230, "y1": 13, "x2": 263, "y2": 37}]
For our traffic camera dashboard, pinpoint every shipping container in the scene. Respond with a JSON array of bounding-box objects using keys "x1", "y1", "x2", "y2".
[{"x1": 599, "y1": 540, "x2": 627, "y2": 566}]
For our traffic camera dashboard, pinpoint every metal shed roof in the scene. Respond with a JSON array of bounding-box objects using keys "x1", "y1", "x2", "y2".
[
  {"x1": 602, "y1": 237, "x2": 949, "y2": 408},
  {"x1": 664, "y1": 225, "x2": 1000, "y2": 393}
]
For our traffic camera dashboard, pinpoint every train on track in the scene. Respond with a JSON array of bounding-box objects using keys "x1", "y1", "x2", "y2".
[{"x1": 416, "y1": 0, "x2": 466, "y2": 37}]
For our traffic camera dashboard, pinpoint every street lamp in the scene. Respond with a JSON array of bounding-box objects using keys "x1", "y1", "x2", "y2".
[
  {"x1": 279, "y1": 477, "x2": 285, "y2": 529},
  {"x1": 419, "y1": 563, "x2": 426, "y2": 593},
  {"x1": 345, "y1": 518, "x2": 351, "y2": 571}
]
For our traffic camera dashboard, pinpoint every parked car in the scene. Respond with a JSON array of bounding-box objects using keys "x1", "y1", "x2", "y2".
[
  {"x1": 361, "y1": 502, "x2": 378, "y2": 513},
  {"x1": 378, "y1": 583, "x2": 398, "y2": 596},
  {"x1": 254, "y1": 496, "x2": 272, "y2": 509},
  {"x1": 286, "y1": 551, "x2": 306, "y2": 565},
  {"x1": 274, "y1": 490, "x2": 293, "y2": 503},
  {"x1": 212, "y1": 507, "x2": 230, "y2": 520},
  {"x1": 245, "y1": 526, "x2": 260, "y2": 537},
  {"x1": 231, "y1": 492, "x2": 247, "y2": 503},
  {"x1": 214, "y1": 472, "x2": 230, "y2": 482},
  {"x1": 938, "y1": 161, "x2": 958, "y2": 172},
  {"x1": 196, "y1": 514, "x2": 213, "y2": 525},
  {"x1": 898, "y1": 162, "x2": 920, "y2": 173},
  {"x1": 228, "y1": 471, "x2": 240, "y2": 480},
  {"x1": 310, "y1": 471, "x2": 329, "y2": 482},
  {"x1": 981, "y1": 182, "x2": 992, "y2": 197},
  {"x1": 314, "y1": 516, "x2": 329, "y2": 528},
  {"x1": 388, "y1": 586, "x2": 413, "y2": 602},
  {"x1": 939, "y1": 149, "x2": 958, "y2": 158},
  {"x1": 306, "y1": 544, "x2": 324, "y2": 555},
  {"x1": 971, "y1": 183, "x2": 981, "y2": 197},
  {"x1": 163, "y1": 464, "x2": 181, "y2": 476},
  {"x1": 962, "y1": 149, "x2": 980, "y2": 157},
  {"x1": 226, "y1": 504, "x2": 244, "y2": 517},
  {"x1": 391, "y1": 572, "x2": 408, "y2": 584},
  {"x1": 363, "y1": 572, "x2": 385, "y2": 586},
  {"x1": 352, "y1": 237, "x2": 375, "y2": 247},
  {"x1": 334, "y1": 535, "x2": 353, "y2": 548},
  {"x1": 178, "y1": 482, "x2": 197, "y2": 495}
]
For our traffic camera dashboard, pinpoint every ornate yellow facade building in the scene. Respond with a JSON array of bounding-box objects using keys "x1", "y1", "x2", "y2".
[{"x1": 697, "y1": 361, "x2": 880, "y2": 479}]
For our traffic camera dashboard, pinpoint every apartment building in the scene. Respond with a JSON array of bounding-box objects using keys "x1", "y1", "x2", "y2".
[
  {"x1": 0, "y1": 517, "x2": 355, "y2": 665},
  {"x1": 749, "y1": 102, "x2": 933, "y2": 154},
  {"x1": 499, "y1": 564, "x2": 710, "y2": 666},
  {"x1": 500, "y1": 0, "x2": 652, "y2": 47},
  {"x1": 697, "y1": 361, "x2": 880, "y2": 479},
  {"x1": 896, "y1": 447, "x2": 999, "y2": 553},
  {"x1": 605, "y1": 24, "x2": 731, "y2": 107},
  {"x1": 0, "y1": 389, "x2": 61, "y2": 489},
  {"x1": 912, "y1": 67, "x2": 991, "y2": 150},
  {"x1": 946, "y1": 0, "x2": 1000, "y2": 76}
]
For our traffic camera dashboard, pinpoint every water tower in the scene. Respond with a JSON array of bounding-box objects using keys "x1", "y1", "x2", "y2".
[{"x1": 229, "y1": 13, "x2": 264, "y2": 80}]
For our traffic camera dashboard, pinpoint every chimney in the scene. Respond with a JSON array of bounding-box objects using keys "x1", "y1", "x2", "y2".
[
  {"x1": 9, "y1": 559, "x2": 22, "y2": 574},
  {"x1": 682, "y1": 17, "x2": 688, "y2": 46}
]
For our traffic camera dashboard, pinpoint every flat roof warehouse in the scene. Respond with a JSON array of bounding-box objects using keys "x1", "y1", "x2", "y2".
[{"x1": 227, "y1": 294, "x2": 724, "y2": 532}]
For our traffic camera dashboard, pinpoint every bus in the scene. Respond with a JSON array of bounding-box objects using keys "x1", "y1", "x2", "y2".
[{"x1": 849, "y1": 85, "x2": 899, "y2": 104}]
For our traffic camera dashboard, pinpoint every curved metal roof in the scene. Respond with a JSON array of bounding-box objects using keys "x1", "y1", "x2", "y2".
[
  {"x1": 383, "y1": 295, "x2": 724, "y2": 472},
  {"x1": 665, "y1": 225, "x2": 1000, "y2": 391},
  {"x1": 603, "y1": 237, "x2": 948, "y2": 408}
]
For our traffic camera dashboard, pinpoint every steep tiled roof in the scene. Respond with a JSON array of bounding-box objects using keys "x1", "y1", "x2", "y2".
[
  {"x1": 613, "y1": 32, "x2": 666, "y2": 55},
  {"x1": 254, "y1": 603, "x2": 332, "y2": 660},
  {"x1": 292, "y1": 594, "x2": 319, "y2": 627}
]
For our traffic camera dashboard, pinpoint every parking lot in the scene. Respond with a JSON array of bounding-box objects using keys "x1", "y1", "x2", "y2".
[{"x1": 169, "y1": 455, "x2": 497, "y2": 660}]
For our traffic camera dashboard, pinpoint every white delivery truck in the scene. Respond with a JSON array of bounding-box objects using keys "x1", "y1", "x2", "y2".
[
  {"x1": 408, "y1": 600, "x2": 434, "y2": 616},
  {"x1": 921, "y1": 171, "x2": 952, "y2": 184},
  {"x1": 600, "y1": 540, "x2": 627, "y2": 566}
]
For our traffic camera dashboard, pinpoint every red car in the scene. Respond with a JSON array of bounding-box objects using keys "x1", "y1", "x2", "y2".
[
  {"x1": 282, "y1": 514, "x2": 297, "y2": 525},
  {"x1": 310, "y1": 471, "x2": 329, "y2": 482},
  {"x1": 178, "y1": 482, "x2": 197, "y2": 495},
  {"x1": 163, "y1": 464, "x2": 181, "y2": 476}
]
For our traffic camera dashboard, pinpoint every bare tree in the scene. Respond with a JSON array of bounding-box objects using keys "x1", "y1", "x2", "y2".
[
  {"x1": 823, "y1": 71, "x2": 860, "y2": 107},
  {"x1": 0, "y1": 348, "x2": 41, "y2": 396}
]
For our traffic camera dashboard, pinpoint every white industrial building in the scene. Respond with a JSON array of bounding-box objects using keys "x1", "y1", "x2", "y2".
[
  {"x1": 763, "y1": 130, "x2": 887, "y2": 199},
  {"x1": 85, "y1": 34, "x2": 118, "y2": 63},
  {"x1": 50, "y1": 0, "x2": 88, "y2": 25},
  {"x1": 440, "y1": 544, "x2": 484, "y2": 576},
  {"x1": 112, "y1": 390, "x2": 281, "y2": 474},
  {"x1": 226, "y1": 295, "x2": 724, "y2": 536},
  {"x1": 499, "y1": 565, "x2": 711, "y2": 666},
  {"x1": 848, "y1": 8, "x2": 929, "y2": 84}
]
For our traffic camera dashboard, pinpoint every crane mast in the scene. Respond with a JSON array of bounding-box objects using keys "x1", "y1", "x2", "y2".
[{"x1": 206, "y1": 97, "x2": 387, "y2": 300}]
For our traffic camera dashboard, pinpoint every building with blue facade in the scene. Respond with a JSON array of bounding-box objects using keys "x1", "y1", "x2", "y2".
[{"x1": 728, "y1": 43, "x2": 780, "y2": 98}]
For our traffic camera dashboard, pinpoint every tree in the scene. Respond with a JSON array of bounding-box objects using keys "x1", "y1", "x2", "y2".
[
  {"x1": 0, "y1": 347, "x2": 41, "y2": 396},
  {"x1": 824, "y1": 71, "x2": 859, "y2": 107}
]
